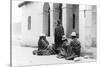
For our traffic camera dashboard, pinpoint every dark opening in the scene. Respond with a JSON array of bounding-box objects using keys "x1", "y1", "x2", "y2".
[
  {"x1": 73, "y1": 13, "x2": 75, "y2": 29},
  {"x1": 48, "y1": 8, "x2": 50, "y2": 36},
  {"x1": 59, "y1": 4, "x2": 62, "y2": 24},
  {"x1": 28, "y1": 16, "x2": 31, "y2": 30}
]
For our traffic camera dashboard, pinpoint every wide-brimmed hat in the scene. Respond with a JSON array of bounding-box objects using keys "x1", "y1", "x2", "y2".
[
  {"x1": 62, "y1": 35, "x2": 67, "y2": 40},
  {"x1": 71, "y1": 32, "x2": 76, "y2": 36},
  {"x1": 40, "y1": 33, "x2": 46, "y2": 36}
]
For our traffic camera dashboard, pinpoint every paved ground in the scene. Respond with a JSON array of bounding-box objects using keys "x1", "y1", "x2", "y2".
[{"x1": 12, "y1": 36, "x2": 96, "y2": 67}]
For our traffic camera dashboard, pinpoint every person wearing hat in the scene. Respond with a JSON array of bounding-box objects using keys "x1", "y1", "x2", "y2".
[
  {"x1": 57, "y1": 35, "x2": 76, "y2": 60},
  {"x1": 33, "y1": 34, "x2": 48, "y2": 55},
  {"x1": 38, "y1": 34, "x2": 49, "y2": 51},
  {"x1": 57, "y1": 35, "x2": 68, "y2": 58},
  {"x1": 36, "y1": 34, "x2": 55, "y2": 55},
  {"x1": 70, "y1": 32, "x2": 81, "y2": 57}
]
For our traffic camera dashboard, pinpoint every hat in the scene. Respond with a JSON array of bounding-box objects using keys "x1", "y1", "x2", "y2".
[
  {"x1": 40, "y1": 33, "x2": 46, "y2": 36},
  {"x1": 71, "y1": 32, "x2": 76, "y2": 36},
  {"x1": 62, "y1": 35, "x2": 67, "y2": 40}
]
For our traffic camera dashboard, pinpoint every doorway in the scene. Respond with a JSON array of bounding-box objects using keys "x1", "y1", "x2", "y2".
[{"x1": 43, "y1": 3, "x2": 50, "y2": 36}]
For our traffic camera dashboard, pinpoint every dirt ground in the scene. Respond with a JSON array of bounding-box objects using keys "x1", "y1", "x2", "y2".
[{"x1": 12, "y1": 36, "x2": 96, "y2": 67}]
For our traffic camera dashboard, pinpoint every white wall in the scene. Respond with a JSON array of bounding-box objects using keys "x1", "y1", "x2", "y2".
[
  {"x1": 12, "y1": 1, "x2": 23, "y2": 43},
  {"x1": 79, "y1": 5, "x2": 97, "y2": 47},
  {"x1": 22, "y1": 2, "x2": 44, "y2": 45},
  {"x1": 20, "y1": 2, "x2": 97, "y2": 47}
]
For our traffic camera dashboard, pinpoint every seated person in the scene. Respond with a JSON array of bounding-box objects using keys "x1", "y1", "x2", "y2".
[
  {"x1": 70, "y1": 32, "x2": 81, "y2": 57},
  {"x1": 33, "y1": 34, "x2": 55, "y2": 55},
  {"x1": 38, "y1": 34, "x2": 49, "y2": 51},
  {"x1": 57, "y1": 35, "x2": 76, "y2": 60},
  {"x1": 57, "y1": 35, "x2": 68, "y2": 58}
]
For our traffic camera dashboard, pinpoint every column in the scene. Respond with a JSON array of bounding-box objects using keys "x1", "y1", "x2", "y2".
[
  {"x1": 62, "y1": 4, "x2": 67, "y2": 35},
  {"x1": 49, "y1": 3, "x2": 54, "y2": 43},
  {"x1": 49, "y1": 3, "x2": 54, "y2": 37}
]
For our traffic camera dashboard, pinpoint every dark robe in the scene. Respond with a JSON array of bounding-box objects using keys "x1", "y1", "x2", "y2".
[
  {"x1": 54, "y1": 25, "x2": 64, "y2": 53},
  {"x1": 35, "y1": 36, "x2": 55, "y2": 55},
  {"x1": 38, "y1": 37, "x2": 49, "y2": 51}
]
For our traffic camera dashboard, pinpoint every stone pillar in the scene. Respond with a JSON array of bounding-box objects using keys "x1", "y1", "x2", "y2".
[
  {"x1": 49, "y1": 3, "x2": 54, "y2": 37},
  {"x1": 49, "y1": 3, "x2": 54, "y2": 43},
  {"x1": 62, "y1": 4, "x2": 67, "y2": 35}
]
